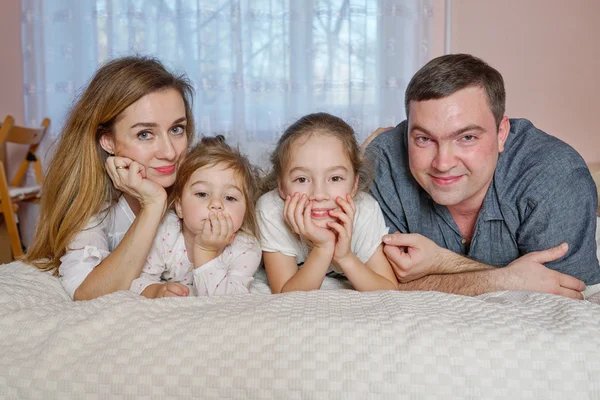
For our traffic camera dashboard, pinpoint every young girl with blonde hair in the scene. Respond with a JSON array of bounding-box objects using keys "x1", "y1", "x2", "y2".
[
  {"x1": 257, "y1": 112, "x2": 398, "y2": 293},
  {"x1": 130, "y1": 136, "x2": 262, "y2": 298},
  {"x1": 24, "y1": 56, "x2": 195, "y2": 300}
]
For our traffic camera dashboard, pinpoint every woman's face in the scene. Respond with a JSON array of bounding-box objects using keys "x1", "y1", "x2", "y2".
[{"x1": 100, "y1": 88, "x2": 189, "y2": 188}]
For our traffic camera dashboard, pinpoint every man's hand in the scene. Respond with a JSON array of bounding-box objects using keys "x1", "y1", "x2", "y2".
[
  {"x1": 382, "y1": 232, "x2": 457, "y2": 282},
  {"x1": 386, "y1": 235, "x2": 587, "y2": 300},
  {"x1": 502, "y1": 243, "x2": 586, "y2": 299}
]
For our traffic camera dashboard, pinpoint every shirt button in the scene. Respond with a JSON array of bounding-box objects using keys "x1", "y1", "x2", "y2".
[{"x1": 461, "y1": 239, "x2": 466, "y2": 244}]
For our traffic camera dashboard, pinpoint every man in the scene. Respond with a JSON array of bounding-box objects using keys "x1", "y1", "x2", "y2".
[{"x1": 365, "y1": 54, "x2": 600, "y2": 299}]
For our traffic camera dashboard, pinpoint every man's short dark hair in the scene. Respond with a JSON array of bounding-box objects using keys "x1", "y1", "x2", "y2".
[{"x1": 405, "y1": 54, "x2": 506, "y2": 128}]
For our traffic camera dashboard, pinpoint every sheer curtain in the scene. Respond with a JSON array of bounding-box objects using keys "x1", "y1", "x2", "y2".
[
  {"x1": 20, "y1": 0, "x2": 432, "y2": 242},
  {"x1": 22, "y1": 0, "x2": 432, "y2": 163}
]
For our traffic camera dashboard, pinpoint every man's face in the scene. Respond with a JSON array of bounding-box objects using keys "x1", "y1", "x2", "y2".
[{"x1": 407, "y1": 86, "x2": 509, "y2": 213}]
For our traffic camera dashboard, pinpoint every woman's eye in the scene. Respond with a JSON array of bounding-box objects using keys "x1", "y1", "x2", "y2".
[
  {"x1": 137, "y1": 131, "x2": 154, "y2": 140},
  {"x1": 294, "y1": 177, "x2": 307, "y2": 183},
  {"x1": 195, "y1": 192, "x2": 208, "y2": 198},
  {"x1": 331, "y1": 176, "x2": 343, "y2": 182},
  {"x1": 225, "y1": 196, "x2": 237, "y2": 202},
  {"x1": 171, "y1": 125, "x2": 185, "y2": 136}
]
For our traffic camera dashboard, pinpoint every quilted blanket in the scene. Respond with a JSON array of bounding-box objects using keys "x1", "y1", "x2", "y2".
[{"x1": 1, "y1": 261, "x2": 600, "y2": 399}]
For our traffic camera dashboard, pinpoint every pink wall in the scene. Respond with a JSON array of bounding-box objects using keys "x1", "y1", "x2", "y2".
[
  {"x1": 0, "y1": 0, "x2": 24, "y2": 125},
  {"x1": 448, "y1": 0, "x2": 600, "y2": 163},
  {"x1": 0, "y1": 0, "x2": 26, "y2": 178},
  {"x1": 0, "y1": 0, "x2": 33, "y2": 253}
]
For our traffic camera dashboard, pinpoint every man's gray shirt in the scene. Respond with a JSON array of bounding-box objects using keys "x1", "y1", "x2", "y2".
[{"x1": 366, "y1": 118, "x2": 600, "y2": 285}]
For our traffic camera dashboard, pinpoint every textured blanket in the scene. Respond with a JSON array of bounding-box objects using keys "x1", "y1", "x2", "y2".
[{"x1": 1, "y1": 261, "x2": 599, "y2": 399}]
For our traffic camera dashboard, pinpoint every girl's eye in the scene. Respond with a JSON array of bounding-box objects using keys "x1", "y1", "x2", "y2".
[
  {"x1": 171, "y1": 125, "x2": 185, "y2": 136},
  {"x1": 195, "y1": 192, "x2": 208, "y2": 198},
  {"x1": 137, "y1": 131, "x2": 154, "y2": 140},
  {"x1": 331, "y1": 176, "x2": 343, "y2": 182},
  {"x1": 225, "y1": 196, "x2": 237, "y2": 202},
  {"x1": 294, "y1": 177, "x2": 308, "y2": 183}
]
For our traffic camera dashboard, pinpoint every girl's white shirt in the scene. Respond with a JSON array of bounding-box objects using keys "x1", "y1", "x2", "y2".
[
  {"x1": 256, "y1": 190, "x2": 389, "y2": 274},
  {"x1": 58, "y1": 196, "x2": 135, "y2": 299},
  {"x1": 130, "y1": 211, "x2": 261, "y2": 296}
]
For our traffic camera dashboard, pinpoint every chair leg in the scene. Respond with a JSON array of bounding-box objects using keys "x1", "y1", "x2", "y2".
[
  {"x1": 10, "y1": 160, "x2": 29, "y2": 187},
  {"x1": 33, "y1": 160, "x2": 44, "y2": 185},
  {"x1": 2, "y1": 209, "x2": 23, "y2": 259},
  {"x1": 0, "y1": 163, "x2": 23, "y2": 259}
]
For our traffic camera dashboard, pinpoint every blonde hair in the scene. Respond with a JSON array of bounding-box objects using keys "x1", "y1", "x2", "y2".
[
  {"x1": 169, "y1": 135, "x2": 260, "y2": 238},
  {"x1": 24, "y1": 56, "x2": 195, "y2": 274},
  {"x1": 262, "y1": 112, "x2": 371, "y2": 193}
]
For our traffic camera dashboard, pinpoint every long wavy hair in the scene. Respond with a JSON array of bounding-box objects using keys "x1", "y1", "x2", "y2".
[{"x1": 24, "y1": 56, "x2": 195, "y2": 274}]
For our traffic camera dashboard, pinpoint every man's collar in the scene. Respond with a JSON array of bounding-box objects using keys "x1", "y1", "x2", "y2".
[{"x1": 480, "y1": 176, "x2": 503, "y2": 221}]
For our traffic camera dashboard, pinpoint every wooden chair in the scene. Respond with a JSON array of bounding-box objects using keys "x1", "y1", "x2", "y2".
[{"x1": 0, "y1": 115, "x2": 50, "y2": 259}]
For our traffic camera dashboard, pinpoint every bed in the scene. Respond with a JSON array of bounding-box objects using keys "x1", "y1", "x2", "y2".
[{"x1": 1, "y1": 213, "x2": 600, "y2": 399}]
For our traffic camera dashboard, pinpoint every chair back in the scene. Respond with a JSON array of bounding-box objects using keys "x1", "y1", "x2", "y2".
[{"x1": 0, "y1": 115, "x2": 50, "y2": 186}]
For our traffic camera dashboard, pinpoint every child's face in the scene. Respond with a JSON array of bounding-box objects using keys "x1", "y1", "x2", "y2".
[
  {"x1": 176, "y1": 162, "x2": 247, "y2": 236},
  {"x1": 278, "y1": 133, "x2": 358, "y2": 228}
]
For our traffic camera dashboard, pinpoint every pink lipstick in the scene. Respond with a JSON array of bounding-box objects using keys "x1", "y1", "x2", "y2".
[{"x1": 155, "y1": 165, "x2": 176, "y2": 174}]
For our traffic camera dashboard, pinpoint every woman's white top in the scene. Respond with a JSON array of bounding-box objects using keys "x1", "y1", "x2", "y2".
[{"x1": 58, "y1": 196, "x2": 135, "y2": 299}]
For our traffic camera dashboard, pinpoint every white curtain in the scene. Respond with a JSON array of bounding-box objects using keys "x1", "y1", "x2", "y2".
[{"x1": 20, "y1": 0, "x2": 432, "y2": 244}]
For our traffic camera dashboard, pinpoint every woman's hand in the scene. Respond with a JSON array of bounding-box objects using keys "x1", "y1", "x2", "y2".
[
  {"x1": 105, "y1": 156, "x2": 167, "y2": 208},
  {"x1": 284, "y1": 192, "x2": 335, "y2": 249},
  {"x1": 327, "y1": 194, "x2": 356, "y2": 264}
]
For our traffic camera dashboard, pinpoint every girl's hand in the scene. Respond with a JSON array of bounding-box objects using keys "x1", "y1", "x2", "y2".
[
  {"x1": 105, "y1": 156, "x2": 167, "y2": 208},
  {"x1": 328, "y1": 194, "x2": 356, "y2": 263},
  {"x1": 284, "y1": 193, "x2": 335, "y2": 248},
  {"x1": 194, "y1": 212, "x2": 235, "y2": 256},
  {"x1": 155, "y1": 282, "x2": 190, "y2": 298}
]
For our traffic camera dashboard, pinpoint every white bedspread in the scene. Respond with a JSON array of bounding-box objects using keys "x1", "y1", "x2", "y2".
[{"x1": 1, "y1": 261, "x2": 599, "y2": 399}]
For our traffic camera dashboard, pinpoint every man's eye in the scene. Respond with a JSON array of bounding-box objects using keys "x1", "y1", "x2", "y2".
[
  {"x1": 137, "y1": 131, "x2": 154, "y2": 140},
  {"x1": 462, "y1": 135, "x2": 476, "y2": 142},
  {"x1": 195, "y1": 192, "x2": 208, "y2": 198},
  {"x1": 415, "y1": 136, "x2": 430, "y2": 144}
]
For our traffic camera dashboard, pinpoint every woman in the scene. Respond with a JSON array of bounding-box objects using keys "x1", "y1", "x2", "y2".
[{"x1": 24, "y1": 56, "x2": 195, "y2": 300}]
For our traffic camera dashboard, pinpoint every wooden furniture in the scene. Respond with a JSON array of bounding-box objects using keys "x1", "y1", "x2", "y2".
[{"x1": 0, "y1": 115, "x2": 50, "y2": 259}]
